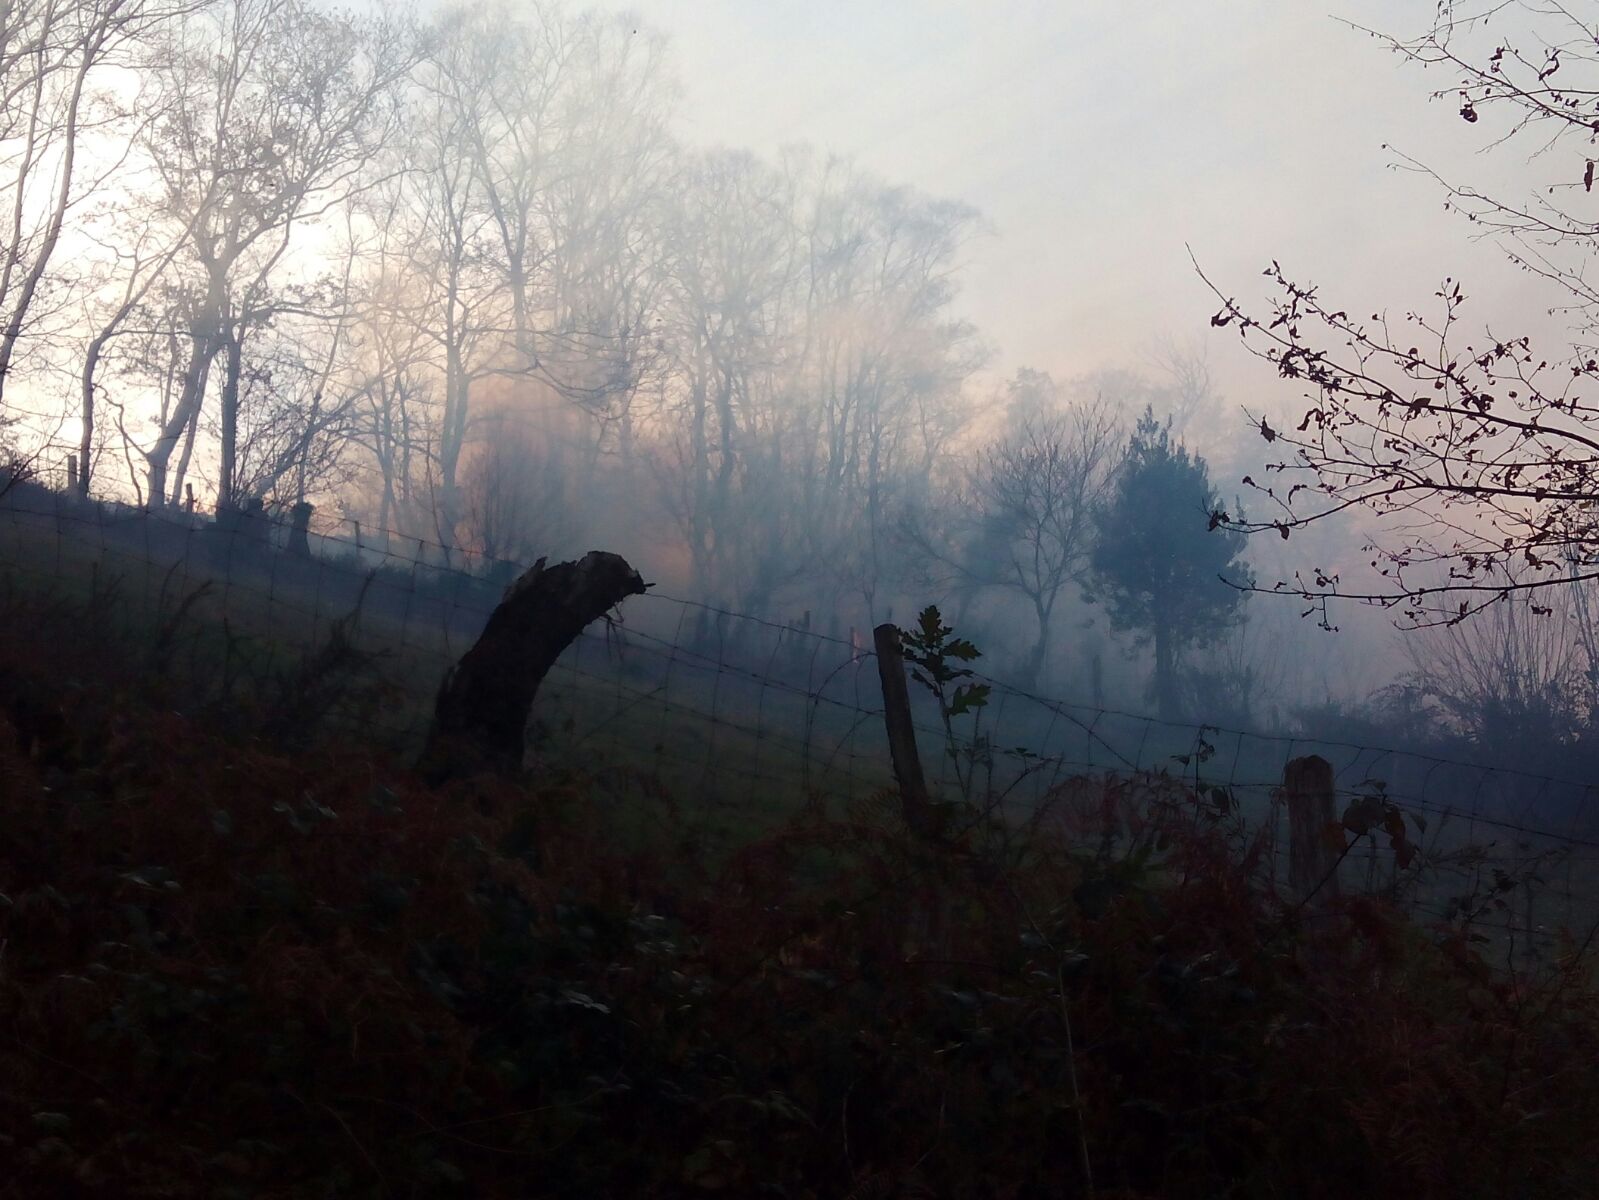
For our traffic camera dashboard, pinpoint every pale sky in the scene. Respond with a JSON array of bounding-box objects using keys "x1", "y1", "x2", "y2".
[
  {"x1": 621, "y1": 0, "x2": 1552, "y2": 418},
  {"x1": 597, "y1": 0, "x2": 1571, "y2": 691}
]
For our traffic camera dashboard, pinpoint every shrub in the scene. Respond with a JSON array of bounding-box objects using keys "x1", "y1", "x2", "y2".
[{"x1": 1, "y1": 601, "x2": 1596, "y2": 1198}]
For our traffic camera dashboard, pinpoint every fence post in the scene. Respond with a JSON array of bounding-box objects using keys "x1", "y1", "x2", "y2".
[
  {"x1": 288, "y1": 501, "x2": 313, "y2": 556},
  {"x1": 1285, "y1": 754, "x2": 1340, "y2": 905},
  {"x1": 873, "y1": 623, "x2": 934, "y2": 837}
]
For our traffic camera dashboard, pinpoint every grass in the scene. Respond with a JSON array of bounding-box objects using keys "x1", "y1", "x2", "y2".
[
  {"x1": 0, "y1": 494, "x2": 902, "y2": 843},
  {"x1": 2, "y1": 500, "x2": 1599, "y2": 1195},
  {"x1": 4, "y1": 491, "x2": 1597, "y2": 950},
  {"x1": 3, "y1": 600, "x2": 1599, "y2": 1196}
]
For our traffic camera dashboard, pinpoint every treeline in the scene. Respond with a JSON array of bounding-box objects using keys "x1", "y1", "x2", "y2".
[
  {"x1": 0, "y1": 2, "x2": 976, "y2": 604},
  {"x1": 0, "y1": 0, "x2": 1272, "y2": 712}
]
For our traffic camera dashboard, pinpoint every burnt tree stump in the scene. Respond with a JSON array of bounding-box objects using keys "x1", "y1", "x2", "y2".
[{"x1": 419, "y1": 551, "x2": 647, "y2": 783}]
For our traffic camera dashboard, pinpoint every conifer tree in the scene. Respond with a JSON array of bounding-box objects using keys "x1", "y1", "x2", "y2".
[{"x1": 1090, "y1": 406, "x2": 1252, "y2": 719}]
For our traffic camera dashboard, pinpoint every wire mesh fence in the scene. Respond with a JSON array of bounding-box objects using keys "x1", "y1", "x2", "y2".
[{"x1": 2, "y1": 476, "x2": 1596, "y2": 966}]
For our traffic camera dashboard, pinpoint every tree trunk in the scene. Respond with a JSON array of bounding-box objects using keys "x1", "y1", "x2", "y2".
[
  {"x1": 147, "y1": 323, "x2": 220, "y2": 506},
  {"x1": 79, "y1": 233, "x2": 187, "y2": 499},
  {"x1": 0, "y1": 33, "x2": 93, "y2": 400},
  {"x1": 78, "y1": 335, "x2": 105, "y2": 498},
  {"x1": 170, "y1": 398, "x2": 202, "y2": 508},
  {"x1": 419, "y1": 551, "x2": 647, "y2": 783},
  {"x1": 437, "y1": 337, "x2": 468, "y2": 546},
  {"x1": 1154, "y1": 619, "x2": 1176, "y2": 721},
  {"x1": 288, "y1": 501, "x2": 314, "y2": 556},
  {"x1": 218, "y1": 331, "x2": 243, "y2": 510},
  {"x1": 1025, "y1": 596, "x2": 1052, "y2": 688}
]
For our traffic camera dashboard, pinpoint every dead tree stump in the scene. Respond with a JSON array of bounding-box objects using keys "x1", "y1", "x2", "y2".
[{"x1": 419, "y1": 551, "x2": 647, "y2": 784}]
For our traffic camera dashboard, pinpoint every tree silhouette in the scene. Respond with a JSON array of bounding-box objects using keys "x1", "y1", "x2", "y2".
[
  {"x1": 1205, "y1": 2, "x2": 1599, "y2": 628},
  {"x1": 1090, "y1": 407, "x2": 1252, "y2": 720},
  {"x1": 902, "y1": 387, "x2": 1118, "y2": 686}
]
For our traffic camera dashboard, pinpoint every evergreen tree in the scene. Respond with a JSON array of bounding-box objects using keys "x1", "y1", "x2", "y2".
[{"x1": 1090, "y1": 406, "x2": 1252, "y2": 720}]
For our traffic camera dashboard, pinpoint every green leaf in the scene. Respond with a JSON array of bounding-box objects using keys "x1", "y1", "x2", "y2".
[
  {"x1": 1341, "y1": 795, "x2": 1384, "y2": 837},
  {"x1": 948, "y1": 683, "x2": 990, "y2": 716},
  {"x1": 946, "y1": 638, "x2": 982, "y2": 661}
]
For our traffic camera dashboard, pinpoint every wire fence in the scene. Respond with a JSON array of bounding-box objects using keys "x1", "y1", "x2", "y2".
[{"x1": 2, "y1": 476, "x2": 1597, "y2": 967}]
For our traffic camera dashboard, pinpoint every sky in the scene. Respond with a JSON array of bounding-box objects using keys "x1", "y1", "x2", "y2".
[
  {"x1": 588, "y1": 0, "x2": 1577, "y2": 696},
  {"x1": 619, "y1": 0, "x2": 1552, "y2": 423}
]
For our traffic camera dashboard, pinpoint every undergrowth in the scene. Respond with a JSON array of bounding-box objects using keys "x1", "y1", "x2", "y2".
[{"x1": 1, "y1": 589, "x2": 1597, "y2": 1198}]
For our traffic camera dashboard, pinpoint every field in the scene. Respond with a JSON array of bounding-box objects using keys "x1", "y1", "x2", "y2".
[
  {"x1": 6, "y1": 484, "x2": 1599, "y2": 1197},
  {"x1": 2, "y1": 481, "x2": 1597, "y2": 959}
]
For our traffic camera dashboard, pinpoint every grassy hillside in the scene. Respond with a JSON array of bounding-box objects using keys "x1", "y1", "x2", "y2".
[{"x1": 2, "y1": 570, "x2": 1599, "y2": 1199}]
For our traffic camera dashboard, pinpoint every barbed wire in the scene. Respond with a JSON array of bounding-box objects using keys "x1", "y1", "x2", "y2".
[{"x1": 2, "y1": 477, "x2": 1597, "y2": 966}]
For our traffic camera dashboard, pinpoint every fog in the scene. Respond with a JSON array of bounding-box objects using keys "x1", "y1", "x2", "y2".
[
  {"x1": 4, "y1": 0, "x2": 1599, "y2": 777},
  {"x1": 634, "y1": 1, "x2": 1549, "y2": 404}
]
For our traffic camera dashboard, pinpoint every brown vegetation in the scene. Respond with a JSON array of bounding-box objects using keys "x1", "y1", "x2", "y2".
[{"x1": 1, "y1": 594, "x2": 1597, "y2": 1198}]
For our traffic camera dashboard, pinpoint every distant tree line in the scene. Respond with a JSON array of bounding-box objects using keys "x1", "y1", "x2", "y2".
[{"x1": 0, "y1": 0, "x2": 1258, "y2": 715}]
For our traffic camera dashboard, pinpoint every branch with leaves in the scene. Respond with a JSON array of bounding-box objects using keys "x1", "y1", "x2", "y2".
[
  {"x1": 899, "y1": 605, "x2": 992, "y2": 802},
  {"x1": 1203, "y1": 259, "x2": 1599, "y2": 628},
  {"x1": 1201, "y1": 2, "x2": 1599, "y2": 629}
]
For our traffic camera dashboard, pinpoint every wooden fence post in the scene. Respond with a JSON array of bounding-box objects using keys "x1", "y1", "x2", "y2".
[
  {"x1": 288, "y1": 501, "x2": 314, "y2": 557},
  {"x1": 1285, "y1": 754, "x2": 1340, "y2": 905},
  {"x1": 873, "y1": 623, "x2": 934, "y2": 837}
]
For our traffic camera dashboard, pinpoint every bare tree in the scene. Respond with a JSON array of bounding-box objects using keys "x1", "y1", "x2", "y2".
[
  {"x1": 134, "y1": 0, "x2": 412, "y2": 509},
  {"x1": 0, "y1": 0, "x2": 182, "y2": 410},
  {"x1": 75, "y1": 206, "x2": 192, "y2": 495},
  {"x1": 402, "y1": 2, "x2": 673, "y2": 547},
  {"x1": 450, "y1": 2, "x2": 672, "y2": 397},
  {"x1": 644, "y1": 149, "x2": 985, "y2": 621},
  {"x1": 229, "y1": 276, "x2": 364, "y2": 510},
  {"x1": 650, "y1": 149, "x2": 796, "y2": 610},
  {"x1": 400, "y1": 6, "x2": 522, "y2": 537},
  {"x1": 457, "y1": 418, "x2": 582, "y2": 565},
  {"x1": 1206, "y1": 2, "x2": 1599, "y2": 627},
  {"x1": 1400, "y1": 582, "x2": 1597, "y2": 754},
  {"x1": 909, "y1": 392, "x2": 1119, "y2": 685},
  {"x1": 796, "y1": 163, "x2": 984, "y2": 620},
  {"x1": 342, "y1": 247, "x2": 441, "y2": 539}
]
